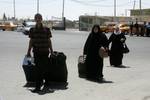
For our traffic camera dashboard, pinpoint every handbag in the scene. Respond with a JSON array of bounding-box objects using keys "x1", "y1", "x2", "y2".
[
  {"x1": 99, "y1": 47, "x2": 108, "y2": 58},
  {"x1": 122, "y1": 43, "x2": 130, "y2": 53}
]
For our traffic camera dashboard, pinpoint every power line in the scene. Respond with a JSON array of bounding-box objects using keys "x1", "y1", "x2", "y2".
[{"x1": 71, "y1": 0, "x2": 133, "y2": 7}]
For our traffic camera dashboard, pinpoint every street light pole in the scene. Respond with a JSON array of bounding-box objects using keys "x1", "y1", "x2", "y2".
[
  {"x1": 114, "y1": 0, "x2": 116, "y2": 22},
  {"x1": 37, "y1": 0, "x2": 39, "y2": 13},
  {"x1": 125, "y1": 9, "x2": 127, "y2": 16},
  {"x1": 62, "y1": 0, "x2": 65, "y2": 18},
  {"x1": 13, "y1": 0, "x2": 16, "y2": 19},
  {"x1": 139, "y1": 0, "x2": 142, "y2": 21},
  {"x1": 62, "y1": 0, "x2": 66, "y2": 30}
]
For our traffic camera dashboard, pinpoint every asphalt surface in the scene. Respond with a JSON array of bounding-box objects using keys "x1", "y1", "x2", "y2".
[{"x1": 0, "y1": 30, "x2": 150, "y2": 100}]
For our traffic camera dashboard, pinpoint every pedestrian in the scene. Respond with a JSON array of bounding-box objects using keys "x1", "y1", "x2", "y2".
[
  {"x1": 108, "y1": 26, "x2": 126, "y2": 67},
  {"x1": 83, "y1": 24, "x2": 109, "y2": 82},
  {"x1": 146, "y1": 22, "x2": 150, "y2": 37},
  {"x1": 26, "y1": 13, "x2": 53, "y2": 93},
  {"x1": 134, "y1": 21, "x2": 139, "y2": 36},
  {"x1": 22, "y1": 20, "x2": 26, "y2": 26},
  {"x1": 140, "y1": 21, "x2": 146, "y2": 36},
  {"x1": 129, "y1": 22, "x2": 134, "y2": 36}
]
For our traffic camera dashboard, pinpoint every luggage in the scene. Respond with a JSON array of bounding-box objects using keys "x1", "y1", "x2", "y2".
[
  {"x1": 47, "y1": 51, "x2": 68, "y2": 83},
  {"x1": 22, "y1": 55, "x2": 36, "y2": 84},
  {"x1": 78, "y1": 55, "x2": 86, "y2": 78}
]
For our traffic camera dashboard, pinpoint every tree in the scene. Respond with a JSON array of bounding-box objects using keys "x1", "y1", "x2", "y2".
[{"x1": 3, "y1": 13, "x2": 7, "y2": 21}]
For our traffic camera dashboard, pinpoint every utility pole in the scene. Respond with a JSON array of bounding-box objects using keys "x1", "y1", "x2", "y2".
[
  {"x1": 13, "y1": 0, "x2": 16, "y2": 19},
  {"x1": 139, "y1": 0, "x2": 142, "y2": 21},
  {"x1": 62, "y1": 0, "x2": 66, "y2": 30},
  {"x1": 114, "y1": 0, "x2": 116, "y2": 22},
  {"x1": 133, "y1": 0, "x2": 136, "y2": 10},
  {"x1": 62, "y1": 0, "x2": 65, "y2": 19},
  {"x1": 37, "y1": 0, "x2": 39, "y2": 13},
  {"x1": 125, "y1": 9, "x2": 128, "y2": 16}
]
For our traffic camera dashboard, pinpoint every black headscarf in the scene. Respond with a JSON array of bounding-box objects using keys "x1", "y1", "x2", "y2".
[{"x1": 91, "y1": 24, "x2": 101, "y2": 34}]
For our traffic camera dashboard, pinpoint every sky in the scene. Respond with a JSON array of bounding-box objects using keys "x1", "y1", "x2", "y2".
[{"x1": 0, "y1": 0, "x2": 150, "y2": 21}]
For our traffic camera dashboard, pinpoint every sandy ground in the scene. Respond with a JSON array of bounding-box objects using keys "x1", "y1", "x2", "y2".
[{"x1": 0, "y1": 30, "x2": 150, "y2": 100}]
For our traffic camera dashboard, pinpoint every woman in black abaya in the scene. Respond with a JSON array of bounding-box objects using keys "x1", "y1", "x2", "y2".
[
  {"x1": 83, "y1": 24, "x2": 108, "y2": 81},
  {"x1": 108, "y1": 26, "x2": 126, "y2": 67}
]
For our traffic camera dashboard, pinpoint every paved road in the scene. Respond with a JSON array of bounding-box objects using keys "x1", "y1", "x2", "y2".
[{"x1": 0, "y1": 31, "x2": 150, "y2": 100}]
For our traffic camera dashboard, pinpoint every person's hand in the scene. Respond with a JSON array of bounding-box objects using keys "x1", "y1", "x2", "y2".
[
  {"x1": 100, "y1": 46, "x2": 105, "y2": 51},
  {"x1": 99, "y1": 47, "x2": 108, "y2": 58},
  {"x1": 26, "y1": 52, "x2": 31, "y2": 57},
  {"x1": 105, "y1": 47, "x2": 109, "y2": 52},
  {"x1": 50, "y1": 52, "x2": 55, "y2": 57},
  {"x1": 120, "y1": 38, "x2": 125, "y2": 42}
]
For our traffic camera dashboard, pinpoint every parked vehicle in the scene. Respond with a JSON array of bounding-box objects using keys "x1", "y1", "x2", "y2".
[
  {"x1": 106, "y1": 23, "x2": 116, "y2": 33},
  {"x1": 52, "y1": 26, "x2": 65, "y2": 30},
  {"x1": 0, "y1": 21, "x2": 17, "y2": 31},
  {"x1": 119, "y1": 24, "x2": 130, "y2": 34},
  {"x1": 16, "y1": 24, "x2": 24, "y2": 32},
  {"x1": 22, "y1": 21, "x2": 36, "y2": 35},
  {"x1": 52, "y1": 21, "x2": 66, "y2": 30},
  {"x1": 100, "y1": 25, "x2": 109, "y2": 33}
]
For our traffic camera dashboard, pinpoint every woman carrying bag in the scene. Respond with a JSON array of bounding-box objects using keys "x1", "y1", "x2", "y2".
[
  {"x1": 108, "y1": 26, "x2": 128, "y2": 67},
  {"x1": 83, "y1": 24, "x2": 109, "y2": 82}
]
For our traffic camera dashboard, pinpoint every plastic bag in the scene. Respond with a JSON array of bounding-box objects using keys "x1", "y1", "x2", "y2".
[{"x1": 22, "y1": 55, "x2": 35, "y2": 66}]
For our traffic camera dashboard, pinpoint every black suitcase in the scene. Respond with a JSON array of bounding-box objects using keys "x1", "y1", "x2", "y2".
[
  {"x1": 78, "y1": 55, "x2": 86, "y2": 78},
  {"x1": 47, "y1": 51, "x2": 68, "y2": 83},
  {"x1": 22, "y1": 56, "x2": 36, "y2": 86}
]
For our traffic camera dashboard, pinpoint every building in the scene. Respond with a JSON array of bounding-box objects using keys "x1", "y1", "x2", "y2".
[
  {"x1": 130, "y1": 8, "x2": 150, "y2": 22},
  {"x1": 79, "y1": 15, "x2": 132, "y2": 31}
]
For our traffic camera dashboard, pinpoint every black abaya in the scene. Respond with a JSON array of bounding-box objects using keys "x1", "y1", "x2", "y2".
[
  {"x1": 108, "y1": 33, "x2": 126, "y2": 66},
  {"x1": 83, "y1": 32, "x2": 108, "y2": 80}
]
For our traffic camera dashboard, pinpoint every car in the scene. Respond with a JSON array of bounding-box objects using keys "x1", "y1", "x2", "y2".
[
  {"x1": 0, "y1": 21, "x2": 17, "y2": 31},
  {"x1": 52, "y1": 26, "x2": 65, "y2": 30},
  {"x1": 22, "y1": 21, "x2": 36, "y2": 35},
  {"x1": 100, "y1": 25, "x2": 109, "y2": 33},
  {"x1": 16, "y1": 24, "x2": 24, "y2": 32},
  {"x1": 106, "y1": 23, "x2": 116, "y2": 33},
  {"x1": 118, "y1": 24, "x2": 130, "y2": 34},
  {"x1": 51, "y1": 21, "x2": 65, "y2": 30}
]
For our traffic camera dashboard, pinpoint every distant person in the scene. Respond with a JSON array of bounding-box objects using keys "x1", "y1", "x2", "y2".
[
  {"x1": 129, "y1": 22, "x2": 134, "y2": 36},
  {"x1": 22, "y1": 20, "x2": 26, "y2": 26},
  {"x1": 83, "y1": 24, "x2": 109, "y2": 82},
  {"x1": 134, "y1": 21, "x2": 139, "y2": 36},
  {"x1": 140, "y1": 21, "x2": 146, "y2": 36},
  {"x1": 146, "y1": 22, "x2": 150, "y2": 37},
  {"x1": 108, "y1": 26, "x2": 126, "y2": 67},
  {"x1": 27, "y1": 13, "x2": 54, "y2": 93}
]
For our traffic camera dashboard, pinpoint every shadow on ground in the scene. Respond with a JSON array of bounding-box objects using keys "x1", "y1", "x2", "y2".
[
  {"x1": 107, "y1": 65, "x2": 131, "y2": 68},
  {"x1": 23, "y1": 82, "x2": 68, "y2": 95},
  {"x1": 86, "y1": 79, "x2": 114, "y2": 84},
  {"x1": 78, "y1": 77, "x2": 114, "y2": 84}
]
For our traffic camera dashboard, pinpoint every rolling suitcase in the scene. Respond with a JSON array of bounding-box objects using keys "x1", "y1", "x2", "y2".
[
  {"x1": 47, "y1": 51, "x2": 68, "y2": 83},
  {"x1": 78, "y1": 55, "x2": 86, "y2": 78},
  {"x1": 22, "y1": 55, "x2": 36, "y2": 86}
]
